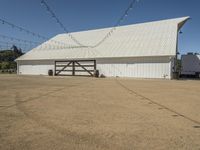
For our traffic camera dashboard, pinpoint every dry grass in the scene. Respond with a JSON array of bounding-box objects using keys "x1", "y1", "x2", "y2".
[{"x1": 0, "y1": 75, "x2": 200, "y2": 150}]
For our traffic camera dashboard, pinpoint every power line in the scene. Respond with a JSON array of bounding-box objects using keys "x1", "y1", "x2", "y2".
[
  {"x1": 91, "y1": 0, "x2": 140, "y2": 48},
  {"x1": 0, "y1": 40, "x2": 42, "y2": 52},
  {"x1": 0, "y1": 34, "x2": 40, "y2": 45},
  {"x1": 0, "y1": 18, "x2": 71, "y2": 47},
  {"x1": 0, "y1": 18, "x2": 90, "y2": 50},
  {"x1": 0, "y1": 40, "x2": 28, "y2": 47},
  {"x1": 0, "y1": 40, "x2": 39, "y2": 48},
  {"x1": 0, "y1": 44, "x2": 11, "y2": 50},
  {"x1": 40, "y1": 0, "x2": 85, "y2": 47},
  {"x1": 40, "y1": 0, "x2": 140, "y2": 48},
  {"x1": 0, "y1": 34, "x2": 67, "y2": 51},
  {"x1": 0, "y1": 0, "x2": 140, "y2": 51}
]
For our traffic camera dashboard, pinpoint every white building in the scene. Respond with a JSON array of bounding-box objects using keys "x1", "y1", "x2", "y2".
[
  {"x1": 16, "y1": 17, "x2": 189, "y2": 79},
  {"x1": 181, "y1": 53, "x2": 200, "y2": 77}
]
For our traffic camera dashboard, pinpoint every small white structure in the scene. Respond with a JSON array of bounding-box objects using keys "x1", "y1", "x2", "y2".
[
  {"x1": 181, "y1": 53, "x2": 200, "y2": 77},
  {"x1": 16, "y1": 17, "x2": 190, "y2": 79}
]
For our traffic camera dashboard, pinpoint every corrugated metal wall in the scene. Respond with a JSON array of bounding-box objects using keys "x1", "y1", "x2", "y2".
[
  {"x1": 18, "y1": 56, "x2": 172, "y2": 79},
  {"x1": 97, "y1": 57, "x2": 171, "y2": 79},
  {"x1": 18, "y1": 60, "x2": 54, "y2": 75},
  {"x1": 181, "y1": 55, "x2": 200, "y2": 75}
]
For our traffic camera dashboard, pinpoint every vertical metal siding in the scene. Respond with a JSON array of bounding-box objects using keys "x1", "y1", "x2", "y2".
[
  {"x1": 18, "y1": 56, "x2": 172, "y2": 79},
  {"x1": 18, "y1": 60, "x2": 54, "y2": 75},
  {"x1": 96, "y1": 57, "x2": 171, "y2": 79}
]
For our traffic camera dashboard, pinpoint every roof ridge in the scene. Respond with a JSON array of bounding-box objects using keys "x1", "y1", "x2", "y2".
[{"x1": 57, "y1": 16, "x2": 190, "y2": 36}]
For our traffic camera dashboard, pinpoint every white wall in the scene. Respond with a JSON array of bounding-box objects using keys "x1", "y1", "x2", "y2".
[
  {"x1": 18, "y1": 60, "x2": 54, "y2": 75},
  {"x1": 181, "y1": 54, "x2": 200, "y2": 75},
  {"x1": 97, "y1": 57, "x2": 172, "y2": 79},
  {"x1": 17, "y1": 56, "x2": 172, "y2": 79}
]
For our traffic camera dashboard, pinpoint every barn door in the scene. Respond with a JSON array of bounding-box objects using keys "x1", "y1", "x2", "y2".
[{"x1": 55, "y1": 60, "x2": 96, "y2": 76}]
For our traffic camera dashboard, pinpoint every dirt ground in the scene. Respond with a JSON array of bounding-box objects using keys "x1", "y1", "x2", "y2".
[{"x1": 0, "y1": 75, "x2": 200, "y2": 150}]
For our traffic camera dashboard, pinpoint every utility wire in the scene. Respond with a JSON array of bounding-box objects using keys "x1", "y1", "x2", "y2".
[
  {"x1": 0, "y1": 0, "x2": 140, "y2": 51},
  {"x1": 0, "y1": 34, "x2": 68, "y2": 51},
  {"x1": 0, "y1": 40, "x2": 41, "y2": 49},
  {"x1": 0, "y1": 34, "x2": 40, "y2": 45},
  {"x1": 0, "y1": 34, "x2": 44, "y2": 50},
  {"x1": 40, "y1": 0, "x2": 140, "y2": 48},
  {"x1": 0, "y1": 18, "x2": 71, "y2": 47},
  {"x1": 0, "y1": 40, "x2": 29, "y2": 47},
  {"x1": 91, "y1": 0, "x2": 140, "y2": 48},
  {"x1": 41, "y1": 0, "x2": 86, "y2": 47}
]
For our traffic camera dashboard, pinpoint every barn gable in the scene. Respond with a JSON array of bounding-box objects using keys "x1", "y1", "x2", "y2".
[{"x1": 16, "y1": 16, "x2": 189, "y2": 61}]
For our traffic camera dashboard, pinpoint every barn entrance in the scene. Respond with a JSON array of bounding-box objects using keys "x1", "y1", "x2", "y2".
[{"x1": 54, "y1": 60, "x2": 96, "y2": 76}]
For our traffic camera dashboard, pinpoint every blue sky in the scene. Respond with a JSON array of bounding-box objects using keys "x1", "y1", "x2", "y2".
[{"x1": 0, "y1": 0, "x2": 199, "y2": 54}]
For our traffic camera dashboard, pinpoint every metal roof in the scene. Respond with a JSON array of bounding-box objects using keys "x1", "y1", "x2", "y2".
[{"x1": 16, "y1": 16, "x2": 190, "y2": 61}]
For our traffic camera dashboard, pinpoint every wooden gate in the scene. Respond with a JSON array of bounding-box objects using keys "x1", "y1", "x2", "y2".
[{"x1": 54, "y1": 60, "x2": 96, "y2": 76}]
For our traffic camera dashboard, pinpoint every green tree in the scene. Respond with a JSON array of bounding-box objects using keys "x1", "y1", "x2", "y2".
[
  {"x1": 0, "y1": 45, "x2": 24, "y2": 72},
  {"x1": 0, "y1": 62, "x2": 10, "y2": 70}
]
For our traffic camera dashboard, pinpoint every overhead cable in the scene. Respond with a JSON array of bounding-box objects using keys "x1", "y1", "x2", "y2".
[
  {"x1": 41, "y1": 0, "x2": 86, "y2": 47},
  {"x1": 0, "y1": 18, "x2": 70, "y2": 47},
  {"x1": 40, "y1": 0, "x2": 140, "y2": 48},
  {"x1": 0, "y1": 34, "x2": 77, "y2": 50}
]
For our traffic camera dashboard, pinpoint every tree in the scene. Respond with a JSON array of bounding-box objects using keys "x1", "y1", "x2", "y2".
[
  {"x1": 0, "y1": 62, "x2": 10, "y2": 70},
  {"x1": 0, "y1": 45, "x2": 24, "y2": 72},
  {"x1": 11, "y1": 45, "x2": 23, "y2": 56}
]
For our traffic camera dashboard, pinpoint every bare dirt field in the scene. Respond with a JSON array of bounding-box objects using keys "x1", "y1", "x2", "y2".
[{"x1": 0, "y1": 75, "x2": 200, "y2": 150}]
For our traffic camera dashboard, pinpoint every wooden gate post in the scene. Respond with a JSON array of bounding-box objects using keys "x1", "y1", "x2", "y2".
[
  {"x1": 72, "y1": 61, "x2": 75, "y2": 76},
  {"x1": 94, "y1": 60, "x2": 96, "y2": 70},
  {"x1": 54, "y1": 61, "x2": 57, "y2": 76}
]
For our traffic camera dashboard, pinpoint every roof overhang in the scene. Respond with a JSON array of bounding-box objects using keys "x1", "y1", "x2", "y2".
[{"x1": 178, "y1": 16, "x2": 190, "y2": 30}]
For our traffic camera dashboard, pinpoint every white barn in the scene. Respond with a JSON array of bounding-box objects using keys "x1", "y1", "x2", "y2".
[{"x1": 16, "y1": 17, "x2": 189, "y2": 79}]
